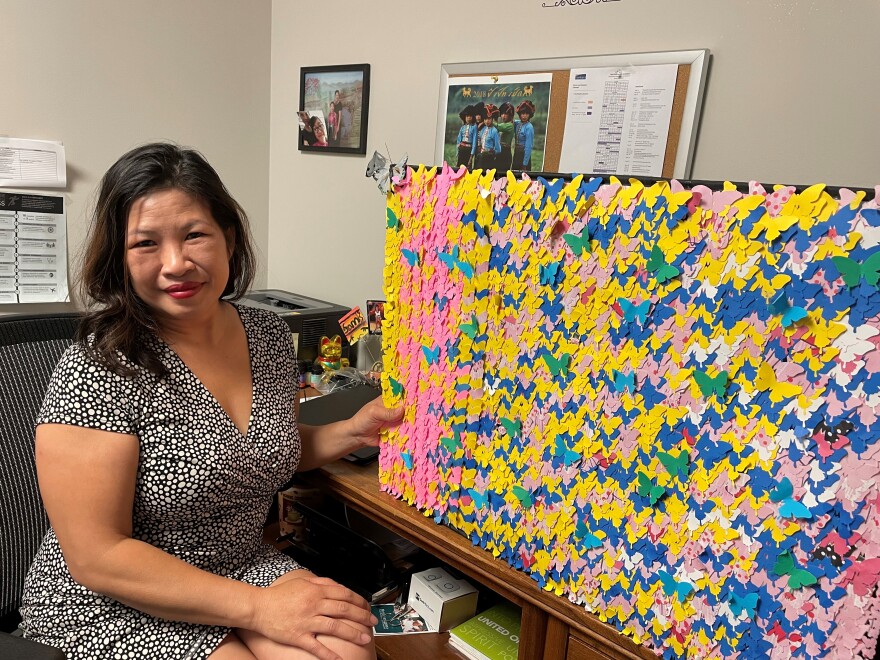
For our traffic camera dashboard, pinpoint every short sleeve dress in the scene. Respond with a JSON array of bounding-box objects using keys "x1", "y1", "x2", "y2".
[{"x1": 20, "y1": 304, "x2": 303, "y2": 659}]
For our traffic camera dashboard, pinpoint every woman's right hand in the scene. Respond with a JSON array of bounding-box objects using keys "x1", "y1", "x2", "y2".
[{"x1": 250, "y1": 572, "x2": 376, "y2": 658}]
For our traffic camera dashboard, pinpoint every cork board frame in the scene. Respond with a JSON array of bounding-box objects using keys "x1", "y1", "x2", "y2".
[{"x1": 435, "y1": 49, "x2": 710, "y2": 178}]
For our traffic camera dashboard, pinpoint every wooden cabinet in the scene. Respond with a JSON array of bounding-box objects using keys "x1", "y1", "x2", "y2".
[{"x1": 301, "y1": 461, "x2": 656, "y2": 660}]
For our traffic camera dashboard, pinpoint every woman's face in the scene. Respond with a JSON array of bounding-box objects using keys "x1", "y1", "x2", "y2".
[
  {"x1": 519, "y1": 111, "x2": 530, "y2": 122},
  {"x1": 314, "y1": 120, "x2": 327, "y2": 142},
  {"x1": 125, "y1": 188, "x2": 232, "y2": 326},
  {"x1": 501, "y1": 112, "x2": 512, "y2": 122},
  {"x1": 330, "y1": 102, "x2": 336, "y2": 113}
]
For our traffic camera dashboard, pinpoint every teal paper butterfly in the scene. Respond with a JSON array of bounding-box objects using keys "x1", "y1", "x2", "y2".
[
  {"x1": 554, "y1": 436, "x2": 581, "y2": 466},
  {"x1": 658, "y1": 570, "x2": 694, "y2": 603},
  {"x1": 769, "y1": 477, "x2": 813, "y2": 520},
  {"x1": 728, "y1": 592, "x2": 759, "y2": 618},
  {"x1": 467, "y1": 488, "x2": 489, "y2": 509},
  {"x1": 400, "y1": 450, "x2": 413, "y2": 469},
  {"x1": 437, "y1": 246, "x2": 474, "y2": 278},
  {"x1": 619, "y1": 298, "x2": 651, "y2": 324},
  {"x1": 421, "y1": 344, "x2": 440, "y2": 364},
  {"x1": 401, "y1": 248, "x2": 420, "y2": 267},
  {"x1": 386, "y1": 208, "x2": 398, "y2": 229},
  {"x1": 768, "y1": 291, "x2": 807, "y2": 327},
  {"x1": 612, "y1": 370, "x2": 635, "y2": 394}
]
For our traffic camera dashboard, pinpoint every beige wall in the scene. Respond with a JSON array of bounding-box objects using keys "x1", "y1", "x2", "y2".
[
  {"x1": 4, "y1": 1, "x2": 878, "y2": 315},
  {"x1": 2, "y1": 0, "x2": 271, "y2": 314},
  {"x1": 268, "y1": 0, "x2": 880, "y2": 309}
]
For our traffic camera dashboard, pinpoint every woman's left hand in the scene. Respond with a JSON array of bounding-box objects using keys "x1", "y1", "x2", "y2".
[{"x1": 347, "y1": 396, "x2": 403, "y2": 447}]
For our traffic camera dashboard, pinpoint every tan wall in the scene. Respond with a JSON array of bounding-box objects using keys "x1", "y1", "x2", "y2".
[
  {"x1": 268, "y1": 0, "x2": 880, "y2": 309},
  {"x1": 2, "y1": 0, "x2": 272, "y2": 314}
]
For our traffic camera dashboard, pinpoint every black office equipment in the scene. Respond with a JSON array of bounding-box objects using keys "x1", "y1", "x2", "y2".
[
  {"x1": 298, "y1": 384, "x2": 381, "y2": 464},
  {"x1": 236, "y1": 289, "x2": 350, "y2": 362},
  {"x1": 286, "y1": 501, "x2": 398, "y2": 603}
]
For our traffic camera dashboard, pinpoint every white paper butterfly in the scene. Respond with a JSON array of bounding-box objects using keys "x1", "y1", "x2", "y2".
[{"x1": 365, "y1": 150, "x2": 408, "y2": 195}]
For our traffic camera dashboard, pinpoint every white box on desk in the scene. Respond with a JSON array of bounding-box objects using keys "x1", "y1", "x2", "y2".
[{"x1": 407, "y1": 567, "x2": 478, "y2": 632}]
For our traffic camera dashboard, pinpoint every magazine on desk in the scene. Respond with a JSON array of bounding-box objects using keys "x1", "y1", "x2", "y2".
[{"x1": 448, "y1": 602, "x2": 521, "y2": 660}]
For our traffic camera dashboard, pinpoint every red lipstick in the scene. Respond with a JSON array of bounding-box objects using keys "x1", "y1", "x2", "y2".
[{"x1": 164, "y1": 282, "x2": 202, "y2": 299}]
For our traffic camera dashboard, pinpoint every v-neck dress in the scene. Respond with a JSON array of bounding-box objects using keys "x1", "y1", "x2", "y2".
[{"x1": 20, "y1": 305, "x2": 303, "y2": 659}]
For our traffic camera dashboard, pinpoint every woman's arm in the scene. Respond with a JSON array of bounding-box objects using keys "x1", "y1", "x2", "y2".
[
  {"x1": 296, "y1": 396, "x2": 402, "y2": 472},
  {"x1": 35, "y1": 423, "x2": 374, "y2": 654}
]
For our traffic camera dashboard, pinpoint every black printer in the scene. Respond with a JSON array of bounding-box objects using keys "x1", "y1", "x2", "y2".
[{"x1": 236, "y1": 289, "x2": 350, "y2": 362}]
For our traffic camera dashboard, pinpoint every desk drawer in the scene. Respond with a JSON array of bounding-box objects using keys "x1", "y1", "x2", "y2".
[{"x1": 567, "y1": 634, "x2": 611, "y2": 660}]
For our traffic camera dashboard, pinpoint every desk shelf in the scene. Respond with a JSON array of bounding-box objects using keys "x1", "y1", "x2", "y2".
[{"x1": 300, "y1": 461, "x2": 657, "y2": 660}]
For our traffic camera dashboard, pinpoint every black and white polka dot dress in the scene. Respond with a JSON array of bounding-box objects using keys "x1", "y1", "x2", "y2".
[{"x1": 20, "y1": 305, "x2": 303, "y2": 659}]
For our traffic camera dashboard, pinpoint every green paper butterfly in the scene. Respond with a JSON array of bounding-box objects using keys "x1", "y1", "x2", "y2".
[
  {"x1": 693, "y1": 369, "x2": 728, "y2": 399},
  {"x1": 512, "y1": 485, "x2": 533, "y2": 508},
  {"x1": 646, "y1": 245, "x2": 681, "y2": 284},
  {"x1": 831, "y1": 252, "x2": 880, "y2": 288},
  {"x1": 459, "y1": 315, "x2": 479, "y2": 339},
  {"x1": 563, "y1": 232, "x2": 590, "y2": 256},
  {"x1": 500, "y1": 418, "x2": 522, "y2": 437},
  {"x1": 657, "y1": 450, "x2": 690, "y2": 480},
  {"x1": 543, "y1": 352, "x2": 572, "y2": 377},
  {"x1": 440, "y1": 436, "x2": 461, "y2": 453},
  {"x1": 636, "y1": 472, "x2": 666, "y2": 505},
  {"x1": 773, "y1": 550, "x2": 818, "y2": 590},
  {"x1": 388, "y1": 377, "x2": 404, "y2": 398},
  {"x1": 386, "y1": 208, "x2": 399, "y2": 229}
]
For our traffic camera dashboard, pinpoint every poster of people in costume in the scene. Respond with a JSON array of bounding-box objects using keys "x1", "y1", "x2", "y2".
[{"x1": 442, "y1": 74, "x2": 551, "y2": 172}]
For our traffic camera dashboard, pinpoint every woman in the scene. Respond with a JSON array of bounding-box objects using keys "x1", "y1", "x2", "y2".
[
  {"x1": 327, "y1": 102, "x2": 339, "y2": 147},
  {"x1": 310, "y1": 115, "x2": 329, "y2": 147},
  {"x1": 19, "y1": 143, "x2": 401, "y2": 660}
]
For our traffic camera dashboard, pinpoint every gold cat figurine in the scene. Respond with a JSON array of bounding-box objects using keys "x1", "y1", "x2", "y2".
[{"x1": 316, "y1": 335, "x2": 342, "y2": 371}]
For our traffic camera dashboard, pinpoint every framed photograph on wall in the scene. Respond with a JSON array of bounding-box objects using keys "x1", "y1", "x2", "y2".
[{"x1": 299, "y1": 63, "x2": 370, "y2": 154}]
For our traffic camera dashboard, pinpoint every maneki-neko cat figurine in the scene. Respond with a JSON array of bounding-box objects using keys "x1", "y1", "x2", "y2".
[{"x1": 316, "y1": 335, "x2": 342, "y2": 371}]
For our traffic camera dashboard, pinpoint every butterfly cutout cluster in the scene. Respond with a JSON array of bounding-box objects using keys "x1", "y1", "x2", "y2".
[{"x1": 380, "y1": 164, "x2": 880, "y2": 659}]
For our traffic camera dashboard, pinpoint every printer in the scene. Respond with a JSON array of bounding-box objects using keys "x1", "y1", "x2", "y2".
[{"x1": 236, "y1": 289, "x2": 350, "y2": 362}]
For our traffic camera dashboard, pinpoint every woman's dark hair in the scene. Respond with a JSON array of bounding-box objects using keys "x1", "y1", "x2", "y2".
[{"x1": 76, "y1": 142, "x2": 257, "y2": 378}]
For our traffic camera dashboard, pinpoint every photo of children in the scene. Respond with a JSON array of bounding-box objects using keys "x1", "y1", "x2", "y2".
[{"x1": 442, "y1": 74, "x2": 552, "y2": 171}]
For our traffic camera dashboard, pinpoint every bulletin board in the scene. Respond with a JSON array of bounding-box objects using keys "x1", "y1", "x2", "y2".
[
  {"x1": 380, "y1": 166, "x2": 880, "y2": 659},
  {"x1": 435, "y1": 50, "x2": 710, "y2": 179}
]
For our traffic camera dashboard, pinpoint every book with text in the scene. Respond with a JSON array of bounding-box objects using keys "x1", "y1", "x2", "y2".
[{"x1": 448, "y1": 602, "x2": 521, "y2": 660}]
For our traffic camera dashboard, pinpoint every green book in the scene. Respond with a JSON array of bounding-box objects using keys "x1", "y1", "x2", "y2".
[{"x1": 448, "y1": 602, "x2": 521, "y2": 660}]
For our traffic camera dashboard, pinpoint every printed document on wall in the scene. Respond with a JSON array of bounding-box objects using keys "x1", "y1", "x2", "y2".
[
  {"x1": 0, "y1": 192, "x2": 68, "y2": 303},
  {"x1": 0, "y1": 137, "x2": 67, "y2": 189},
  {"x1": 558, "y1": 64, "x2": 678, "y2": 176}
]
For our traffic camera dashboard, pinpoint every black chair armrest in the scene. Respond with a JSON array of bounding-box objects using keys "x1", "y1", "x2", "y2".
[{"x1": 0, "y1": 632, "x2": 67, "y2": 659}]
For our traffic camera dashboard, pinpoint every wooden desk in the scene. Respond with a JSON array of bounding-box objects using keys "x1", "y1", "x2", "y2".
[{"x1": 302, "y1": 461, "x2": 657, "y2": 660}]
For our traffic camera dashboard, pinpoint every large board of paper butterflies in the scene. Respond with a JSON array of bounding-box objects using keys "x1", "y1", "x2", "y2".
[{"x1": 379, "y1": 164, "x2": 880, "y2": 659}]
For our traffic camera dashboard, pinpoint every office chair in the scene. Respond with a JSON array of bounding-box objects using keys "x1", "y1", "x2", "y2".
[{"x1": 0, "y1": 312, "x2": 79, "y2": 660}]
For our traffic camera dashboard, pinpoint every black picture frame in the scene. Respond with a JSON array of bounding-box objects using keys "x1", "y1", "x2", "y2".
[{"x1": 298, "y1": 63, "x2": 370, "y2": 155}]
